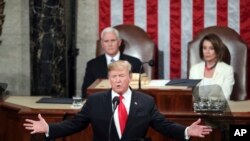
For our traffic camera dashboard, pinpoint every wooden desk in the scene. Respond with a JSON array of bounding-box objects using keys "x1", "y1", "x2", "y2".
[
  {"x1": 0, "y1": 96, "x2": 92, "y2": 141},
  {"x1": 86, "y1": 79, "x2": 250, "y2": 140},
  {"x1": 1, "y1": 94, "x2": 250, "y2": 141},
  {"x1": 87, "y1": 79, "x2": 194, "y2": 112}
]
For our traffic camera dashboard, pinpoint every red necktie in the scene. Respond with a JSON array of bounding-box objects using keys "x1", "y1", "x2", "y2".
[{"x1": 118, "y1": 95, "x2": 128, "y2": 135}]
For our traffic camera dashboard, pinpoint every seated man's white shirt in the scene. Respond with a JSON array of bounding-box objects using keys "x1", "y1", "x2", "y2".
[{"x1": 106, "y1": 52, "x2": 120, "y2": 65}]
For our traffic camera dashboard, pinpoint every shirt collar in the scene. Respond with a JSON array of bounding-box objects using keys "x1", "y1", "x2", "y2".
[
  {"x1": 105, "y1": 52, "x2": 120, "y2": 63},
  {"x1": 111, "y1": 88, "x2": 132, "y2": 101}
]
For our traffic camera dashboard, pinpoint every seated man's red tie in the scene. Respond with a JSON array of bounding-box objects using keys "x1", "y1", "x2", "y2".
[{"x1": 118, "y1": 95, "x2": 128, "y2": 135}]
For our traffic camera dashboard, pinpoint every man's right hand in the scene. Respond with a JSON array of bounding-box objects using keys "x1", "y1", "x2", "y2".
[{"x1": 23, "y1": 114, "x2": 49, "y2": 134}]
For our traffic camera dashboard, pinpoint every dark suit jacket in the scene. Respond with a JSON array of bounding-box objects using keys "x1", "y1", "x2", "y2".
[
  {"x1": 81, "y1": 54, "x2": 142, "y2": 98},
  {"x1": 48, "y1": 90, "x2": 187, "y2": 141}
]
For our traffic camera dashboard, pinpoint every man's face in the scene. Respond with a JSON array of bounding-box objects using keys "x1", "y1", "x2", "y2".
[
  {"x1": 101, "y1": 32, "x2": 121, "y2": 56},
  {"x1": 108, "y1": 68, "x2": 132, "y2": 94}
]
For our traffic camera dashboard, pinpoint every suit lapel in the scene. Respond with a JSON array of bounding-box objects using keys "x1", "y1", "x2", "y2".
[
  {"x1": 200, "y1": 62, "x2": 206, "y2": 77},
  {"x1": 103, "y1": 90, "x2": 113, "y2": 117},
  {"x1": 119, "y1": 54, "x2": 126, "y2": 60},
  {"x1": 104, "y1": 89, "x2": 120, "y2": 140},
  {"x1": 99, "y1": 55, "x2": 108, "y2": 76},
  {"x1": 213, "y1": 62, "x2": 222, "y2": 79}
]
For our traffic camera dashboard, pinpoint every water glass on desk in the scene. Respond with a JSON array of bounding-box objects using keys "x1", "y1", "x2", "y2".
[{"x1": 72, "y1": 96, "x2": 83, "y2": 108}]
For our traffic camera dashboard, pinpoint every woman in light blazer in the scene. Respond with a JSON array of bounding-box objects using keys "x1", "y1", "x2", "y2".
[{"x1": 189, "y1": 33, "x2": 235, "y2": 100}]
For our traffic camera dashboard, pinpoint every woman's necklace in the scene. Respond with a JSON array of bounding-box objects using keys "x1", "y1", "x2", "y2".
[{"x1": 205, "y1": 62, "x2": 217, "y2": 71}]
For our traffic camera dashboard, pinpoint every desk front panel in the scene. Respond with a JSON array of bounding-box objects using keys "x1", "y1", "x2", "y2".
[
  {"x1": 1, "y1": 99, "x2": 250, "y2": 141},
  {"x1": 87, "y1": 79, "x2": 193, "y2": 112}
]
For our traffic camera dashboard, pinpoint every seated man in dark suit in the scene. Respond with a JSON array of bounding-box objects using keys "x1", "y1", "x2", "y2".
[
  {"x1": 81, "y1": 27, "x2": 142, "y2": 98},
  {"x1": 23, "y1": 60, "x2": 212, "y2": 141}
]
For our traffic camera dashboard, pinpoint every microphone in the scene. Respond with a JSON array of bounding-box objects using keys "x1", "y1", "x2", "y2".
[
  {"x1": 108, "y1": 96, "x2": 120, "y2": 141},
  {"x1": 0, "y1": 82, "x2": 8, "y2": 98},
  {"x1": 0, "y1": 82, "x2": 8, "y2": 95},
  {"x1": 112, "y1": 96, "x2": 120, "y2": 110},
  {"x1": 139, "y1": 59, "x2": 154, "y2": 89}
]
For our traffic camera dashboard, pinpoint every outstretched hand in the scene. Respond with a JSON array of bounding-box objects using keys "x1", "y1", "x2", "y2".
[
  {"x1": 23, "y1": 114, "x2": 49, "y2": 134},
  {"x1": 187, "y1": 118, "x2": 212, "y2": 138}
]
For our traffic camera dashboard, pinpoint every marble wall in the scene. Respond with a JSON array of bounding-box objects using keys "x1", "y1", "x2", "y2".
[{"x1": 30, "y1": 0, "x2": 69, "y2": 97}]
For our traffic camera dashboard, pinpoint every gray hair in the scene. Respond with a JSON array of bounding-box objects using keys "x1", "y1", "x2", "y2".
[{"x1": 101, "y1": 27, "x2": 121, "y2": 40}]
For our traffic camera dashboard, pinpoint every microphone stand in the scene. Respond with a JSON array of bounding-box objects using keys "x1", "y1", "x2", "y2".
[
  {"x1": 108, "y1": 97, "x2": 120, "y2": 141},
  {"x1": 138, "y1": 60, "x2": 154, "y2": 89},
  {"x1": 138, "y1": 63, "x2": 145, "y2": 89}
]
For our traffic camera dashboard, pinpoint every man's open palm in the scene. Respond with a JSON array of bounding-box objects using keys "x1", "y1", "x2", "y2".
[{"x1": 23, "y1": 114, "x2": 49, "y2": 134}]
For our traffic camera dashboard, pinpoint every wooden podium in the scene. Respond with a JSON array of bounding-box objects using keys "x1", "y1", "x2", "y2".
[
  {"x1": 87, "y1": 79, "x2": 194, "y2": 112},
  {"x1": 1, "y1": 79, "x2": 250, "y2": 141},
  {"x1": 87, "y1": 79, "x2": 250, "y2": 141}
]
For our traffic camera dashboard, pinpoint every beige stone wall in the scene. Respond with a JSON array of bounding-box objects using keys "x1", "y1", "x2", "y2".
[
  {"x1": 0, "y1": 0, "x2": 98, "y2": 96},
  {"x1": 0, "y1": 0, "x2": 30, "y2": 95},
  {"x1": 76, "y1": 0, "x2": 98, "y2": 95}
]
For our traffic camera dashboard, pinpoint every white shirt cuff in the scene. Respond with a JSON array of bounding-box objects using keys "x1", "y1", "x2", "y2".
[
  {"x1": 184, "y1": 126, "x2": 190, "y2": 140},
  {"x1": 45, "y1": 128, "x2": 49, "y2": 137}
]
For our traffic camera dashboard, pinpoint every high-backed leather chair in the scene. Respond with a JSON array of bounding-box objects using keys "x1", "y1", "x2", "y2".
[
  {"x1": 96, "y1": 24, "x2": 156, "y2": 79},
  {"x1": 188, "y1": 26, "x2": 248, "y2": 101}
]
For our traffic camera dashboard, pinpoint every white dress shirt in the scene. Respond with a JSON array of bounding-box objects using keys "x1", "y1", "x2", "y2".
[
  {"x1": 111, "y1": 89, "x2": 131, "y2": 139},
  {"x1": 105, "y1": 52, "x2": 120, "y2": 65}
]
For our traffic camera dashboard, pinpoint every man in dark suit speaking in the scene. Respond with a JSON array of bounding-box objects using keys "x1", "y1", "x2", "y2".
[
  {"x1": 23, "y1": 60, "x2": 212, "y2": 141},
  {"x1": 81, "y1": 27, "x2": 142, "y2": 98}
]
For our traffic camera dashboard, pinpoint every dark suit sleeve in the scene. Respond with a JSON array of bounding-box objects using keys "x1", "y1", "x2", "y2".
[
  {"x1": 137, "y1": 95, "x2": 186, "y2": 140},
  {"x1": 81, "y1": 61, "x2": 95, "y2": 98},
  {"x1": 149, "y1": 101, "x2": 187, "y2": 140},
  {"x1": 130, "y1": 58, "x2": 143, "y2": 73},
  {"x1": 81, "y1": 56, "x2": 108, "y2": 98},
  {"x1": 47, "y1": 101, "x2": 91, "y2": 139}
]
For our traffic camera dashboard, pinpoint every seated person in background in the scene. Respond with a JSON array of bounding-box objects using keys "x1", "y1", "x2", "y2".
[
  {"x1": 23, "y1": 60, "x2": 212, "y2": 141},
  {"x1": 189, "y1": 33, "x2": 235, "y2": 100},
  {"x1": 81, "y1": 27, "x2": 142, "y2": 98}
]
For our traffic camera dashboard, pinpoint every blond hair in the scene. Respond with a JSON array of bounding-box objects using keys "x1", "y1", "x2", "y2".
[{"x1": 108, "y1": 60, "x2": 132, "y2": 74}]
